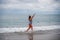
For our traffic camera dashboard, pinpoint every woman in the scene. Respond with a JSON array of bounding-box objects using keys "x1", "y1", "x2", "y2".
[{"x1": 26, "y1": 14, "x2": 35, "y2": 32}]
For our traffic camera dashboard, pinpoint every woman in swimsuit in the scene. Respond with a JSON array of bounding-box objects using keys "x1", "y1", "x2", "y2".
[{"x1": 26, "y1": 14, "x2": 35, "y2": 32}]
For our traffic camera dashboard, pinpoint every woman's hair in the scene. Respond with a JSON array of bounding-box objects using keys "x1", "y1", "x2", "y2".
[{"x1": 29, "y1": 16, "x2": 31, "y2": 19}]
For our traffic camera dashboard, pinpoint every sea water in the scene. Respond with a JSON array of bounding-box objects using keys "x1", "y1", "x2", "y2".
[
  {"x1": 0, "y1": 11, "x2": 60, "y2": 33},
  {"x1": 0, "y1": 13, "x2": 60, "y2": 28}
]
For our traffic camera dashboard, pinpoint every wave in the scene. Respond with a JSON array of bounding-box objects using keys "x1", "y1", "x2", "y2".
[{"x1": 0, "y1": 25, "x2": 60, "y2": 33}]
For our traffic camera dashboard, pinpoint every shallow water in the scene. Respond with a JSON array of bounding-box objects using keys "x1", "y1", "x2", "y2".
[{"x1": 0, "y1": 29, "x2": 60, "y2": 40}]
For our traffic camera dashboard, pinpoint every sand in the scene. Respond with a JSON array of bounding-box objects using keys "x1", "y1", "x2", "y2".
[{"x1": 0, "y1": 29, "x2": 60, "y2": 40}]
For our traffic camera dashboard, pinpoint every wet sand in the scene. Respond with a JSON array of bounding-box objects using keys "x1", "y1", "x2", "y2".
[{"x1": 0, "y1": 29, "x2": 60, "y2": 40}]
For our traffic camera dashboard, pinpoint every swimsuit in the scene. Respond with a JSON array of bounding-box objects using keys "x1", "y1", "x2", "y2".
[{"x1": 29, "y1": 20, "x2": 32, "y2": 24}]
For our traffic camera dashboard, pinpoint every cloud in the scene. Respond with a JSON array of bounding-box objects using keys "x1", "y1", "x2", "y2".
[
  {"x1": 1, "y1": 3, "x2": 34, "y2": 9},
  {"x1": 18, "y1": 0, "x2": 38, "y2": 3},
  {"x1": 0, "y1": 0, "x2": 38, "y2": 4},
  {"x1": 54, "y1": 0, "x2": 60, "y2": 2},
  {"x1": 0, "y1": 0, "x2": 60, "y2": 11},
  {"x1": 0, "y1": 0, "x2": 19, "y2": 4}
]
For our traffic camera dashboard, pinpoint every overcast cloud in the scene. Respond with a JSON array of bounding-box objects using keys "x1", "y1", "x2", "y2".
[{"x1": 0, "y1": 0, "x2": 60, "y2": 11}]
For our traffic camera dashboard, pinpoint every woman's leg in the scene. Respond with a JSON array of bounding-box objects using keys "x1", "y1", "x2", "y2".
[
  {"x1": 31, "y1": 24, "x2": 33, "y2": 31},
  {"x1": 26, "y1": 27, "x2": 30, "y2": 32},
  {"x1": 26, "y1": 25, "x2": 30, "y2": 32}
]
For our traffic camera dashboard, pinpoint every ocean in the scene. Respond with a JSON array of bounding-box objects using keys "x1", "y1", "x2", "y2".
[
  {"x1": 0, "y1": 13, "x2": 60, "y2": 33},
  {"x1": 0, "y1": 14, "x2": 60, "y2": 28}
]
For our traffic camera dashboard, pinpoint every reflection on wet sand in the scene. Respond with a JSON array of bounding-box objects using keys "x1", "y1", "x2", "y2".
[{"x1": 28, "y1": 32, "x2": 33, "y2": 40}]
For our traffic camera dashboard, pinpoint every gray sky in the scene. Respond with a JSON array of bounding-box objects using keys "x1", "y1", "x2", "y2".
[{"x1": 0, "y1": 0, "x2": 60, "y2": 11}]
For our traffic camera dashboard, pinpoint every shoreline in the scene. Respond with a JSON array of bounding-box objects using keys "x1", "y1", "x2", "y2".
[
  {"x1": 0, "y1": 25, "x2": 60, "y2": 33},
  {"x1": 0, "y1": 29, "x2": 60, "y2": 40}
]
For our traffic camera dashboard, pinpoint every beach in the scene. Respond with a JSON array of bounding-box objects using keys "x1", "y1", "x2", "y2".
[
  {"x1": 0, "y1": 0, "x2": 60, "y2": 40},
  {"x1": 0, "y1": 29, "x2": 60, "y2": 40}
]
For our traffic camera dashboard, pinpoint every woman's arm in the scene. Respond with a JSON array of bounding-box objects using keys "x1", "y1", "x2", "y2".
[{"x1": 32, "y1": 14, "x2": 35, "y2": 19}]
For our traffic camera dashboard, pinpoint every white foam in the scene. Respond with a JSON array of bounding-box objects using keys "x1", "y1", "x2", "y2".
[{"x1": 0, "y1": 25, "x2": 60, "y2": 33}]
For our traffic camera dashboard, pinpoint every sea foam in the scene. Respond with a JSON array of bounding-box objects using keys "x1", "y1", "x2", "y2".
[{"x1": 0, "y1": 25, "x2": 60, "y2": 33}]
